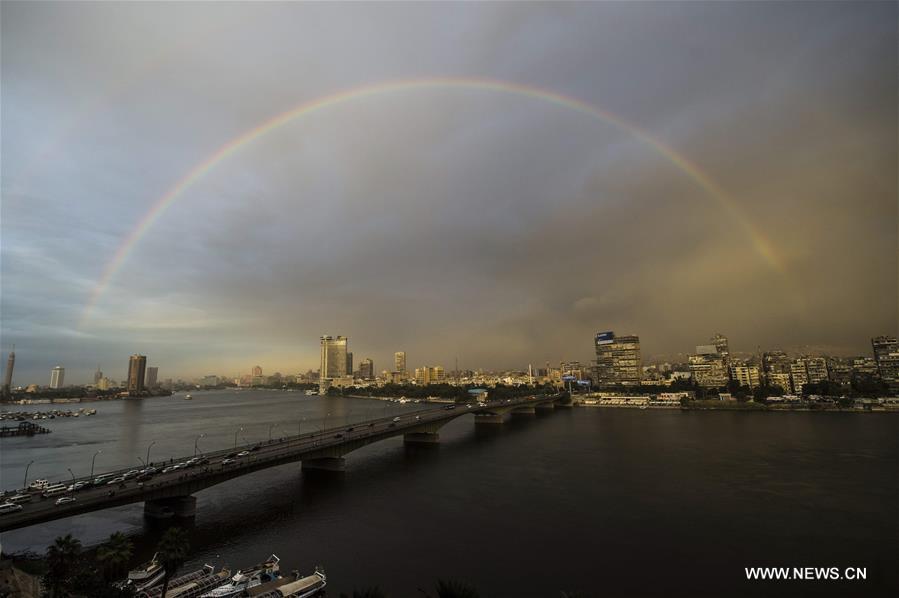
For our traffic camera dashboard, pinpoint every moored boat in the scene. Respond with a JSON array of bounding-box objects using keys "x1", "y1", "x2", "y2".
[
  {"x1": 201, "y1": 555, "x2": 280, "y2": 597},
  {"x1": 248, "y1": 567, "x2": 325, "y2": 598},
  {"x1": 127, "y1": 553, "x2": 165, "y2": 591},
  {"x1": 137, "y1": 564, "x2": 224, "y2": 598}
]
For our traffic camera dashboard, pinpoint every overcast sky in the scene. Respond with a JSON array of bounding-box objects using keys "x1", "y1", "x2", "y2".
[{"x1": 2, "y1": 2, "x2": 896, "y2": 384}]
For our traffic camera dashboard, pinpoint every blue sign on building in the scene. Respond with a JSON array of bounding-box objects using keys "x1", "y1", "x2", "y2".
[{"x1": 596, "y1": 331, "x2": 615, "y2": 345}]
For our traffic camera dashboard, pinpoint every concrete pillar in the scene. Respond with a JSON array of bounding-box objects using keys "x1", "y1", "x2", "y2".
[
  {"x1": 404, "y1": 432, "x2": 439, "y2": 445},
  {"x1": 301, "y1": 457, "x2": 346, "y2": 472},
  {"x1": 144, "y1": 495, "x2": 196, "y2": 520},
  {"x1": 511, "y1": 406, "x2": 536, "y2": 416},
  {"x1": 474, "y1": 413, "x2": 505, "y2": 425}
]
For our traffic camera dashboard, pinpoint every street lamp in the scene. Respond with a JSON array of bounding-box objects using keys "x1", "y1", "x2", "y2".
[
  {"x1": 67, "y1": 468, "x2": 75, "y2": 492},
  {"x1": 195, "y1": 433, "x2": 206, "y2": 456},
  {"x1": 23, "y1": 460, "x2": 34, "y2": 491},
  {"x1": 137, "y1": 456, "x2": 146, "y2": 467},
  {"x1": 234, "y1": 427, "x2": 244, "y2": 449},
  {"x1": 90, "y1": 450, "x2": 102, "y2": 480},
  {"x1": 146, "y1": 441, "x2": 156, "y2": 467}
]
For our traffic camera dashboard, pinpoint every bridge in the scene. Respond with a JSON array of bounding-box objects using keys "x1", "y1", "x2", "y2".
[{"x1": 0, "y1": 393, "x2": 570, "y2": 532}]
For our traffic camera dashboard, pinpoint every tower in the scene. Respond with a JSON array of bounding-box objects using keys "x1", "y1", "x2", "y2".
[
  {"x1": 2, "y1": 345, "x2": 14, "y2": 397},
  {"x1": 128, "y1": 355, "x2": 147, "y2": 396}
]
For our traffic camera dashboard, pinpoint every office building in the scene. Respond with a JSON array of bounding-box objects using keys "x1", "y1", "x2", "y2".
[
  {"x1": 320, "y1": 336, "x2": 348, "y2": 379},
  {"x1": 346, "y1": 352, "x2": 353, "y2": 376},
  {"x1": 146, "y1": 366, "x2": 159, "y2": 388},
  {"x1": 359, "y1": 358, "x2": 374, "y2": 380},
  {"x1": 395, "y1": 352, "x2": 407, "y2": 373},
  {"x1": 790, "y1": 361, "x2": 809, "y2": 394},
  {"x1": 49, "y1": 366, "x2": 65, "y2": 389},
  {"x1": 689, "y1": 352, "x2": 728, "y2": 388},
  {"x1": 127, "y1": 354, "x2": 147, "y2": 396},
  {"x1": 414, "y1": 365, "x2": 446, "y2": 385},
  {"x1": 593, "y1": 332, "x2": 642, "y2": 385},
  {"x1": 2, "y1": 346, "x2": 14, "y2": 397},
  {"x1": 872, "y1": 336, "x2": 899, "y2": 384}
]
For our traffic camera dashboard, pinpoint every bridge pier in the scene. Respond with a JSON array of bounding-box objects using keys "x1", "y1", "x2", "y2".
[
  {"x1": 301, "y1": 457, "x2": 346, "y2": 472},
  {"x1": 511, "y1": 406, "x2": 536, "y2": 417},
  {"x1": 474, "y1": 413, "x2": 505, "y2": 425},
  {"x1": 536, "y1": 402, "x2": 555, "y2": 412},
  {"x1": 404, "y1": 432, "x2": 439, "y2": 445},
  {"x1": 144, "y1": 495, "x2": 196, "y2": 520}
]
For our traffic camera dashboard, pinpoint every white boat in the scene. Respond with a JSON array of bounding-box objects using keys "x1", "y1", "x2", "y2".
[
  {"x1": 201, "y1": 555, "x2": 280, "y2": 597},
  {"x1": 249, "y1": 567, "x2": 325, "y2": 598},
  {"x1": 27, "y1": 479, "x2": 50, "y2": 491},
  {"x1": 127, "y1": 552, "x2": 165, "y2": 591}
]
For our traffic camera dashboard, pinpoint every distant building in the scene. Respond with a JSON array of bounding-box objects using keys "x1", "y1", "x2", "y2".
[
  {"x1": 97, "y1": 377, "x2": 111, "y2": 391},
  {"x1": 767, "y1": 372, "x2": 792, "y2": 393},
  {"x1": 711, "y1": 333, "x2": 730, "y2": 363},
  {"x1": 2, "y1": 346, "x2": 14, "y2": 397},
  {"x1": 729, "y1": 365, "x2": 761, "y2": 389},
  {"x1": 252, "y1": 365, "x2": 263, "y2": 377},
  {"x1": 49, "y1": 366, "x2": 65, "y2": 389},
  {"x1": 127, "y1": 354, "x2": 147, "y2": 396},
  {"x1": 593, "y1": 332, "x2": 642, "y2": 385},
  {"x1": 872, "y1": 336, "x2": 899, "y2": 385},
  {"x1": 359, "y1": 358, "x2": 374, "y2": 380},
  {"x1": 346, "y1": 352, "x2": 353, "y2": 376},
  {"x1": 146, "y1": 366, "x2": 159, "y2": 388},
  {"x1": 790, "y1": 361, "x2": 809, "y2": 394},
  {"x1": 320, "y1": 336, "x2": 348, "y2": 380},
  {"x1": 414, "y1": 366, "x2": 445, "y2": 385},
  {"x1": 803, "y1": 357, "x2": 828, "y2": 384},
  {"x1": 394, "y1": 352, "x2": 406, "y2": 374},
  {"x1": 93, "y1": 365, "x2": 103, "y2": 385}
]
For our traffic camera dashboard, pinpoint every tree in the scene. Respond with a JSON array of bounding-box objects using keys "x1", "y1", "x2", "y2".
[
  {"x1": 97, "y1": 531, "x2": 134, "y2": 582},
  {"x1": 433, "y1": 579, "x2": 480, "y2": 598},
  {"x1": 155, "y1": 526, "x2": 190, "y2": 598},
  {"x1": 44, "y1": 534, "x2": 82, "y2": 597}
]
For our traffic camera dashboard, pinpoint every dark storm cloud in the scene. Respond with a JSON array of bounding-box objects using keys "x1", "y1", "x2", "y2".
[{"x1": 1, "y1": 2, "x2": 895, "y2": 383}]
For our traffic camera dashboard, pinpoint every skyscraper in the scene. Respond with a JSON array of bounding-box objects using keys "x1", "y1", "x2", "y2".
[
  {"x1": 128, "y1": 354, "x2": 147, "y2": 396},
  {"x1": 346, "y1": 352, "x2": 353, "y2": 376},
  {"x1": 359, "y1": 358, "x2": 374, "y2": 380},
  {"x1": 872, "y1": 336, "x2": 899, "y2": 385},
  {"x1": 146, "y1": 366, "x2": 159, "y2": 388},
  {"x1": 2, "y1": 346, "x2": 14, "y2": 397},
  {"x1": 49, "y1": 366, "x2": 65, "y2": 389},
  {"x1": 93, "y1": 365, "x2": 103, "y2": 385},
  {"x1": 593, "y1": 332, "x2": 642, "y2": 385},
  {"x1": 320, "y1": 335, "x2": 348, "y2": 380},
  {"x1": 394, "y1": 352, "x2": 406, "y2": 374}
]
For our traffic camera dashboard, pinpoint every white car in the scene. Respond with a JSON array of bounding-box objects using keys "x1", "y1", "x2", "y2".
[
  {"x1": 236, "y1": 450, "x2": 250, "y2": 457},
  {"x1": 392, "y1": 416, "x2": 401, "y2": 422},
  {"x1": 221, "y1": 458, "x2": 236, "y2": 465},
  {"x1": 161, "y1": 466, "x2": 177, "y2": 473},
  {"x1": 55, "y1": 496, "x2": 76, "y2": 506},
  {"x1": 106, "y1": 477, "x2": 125, "y2": 485}
]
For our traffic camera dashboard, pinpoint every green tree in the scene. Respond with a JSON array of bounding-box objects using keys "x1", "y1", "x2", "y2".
[
  {"x1": 433, "y1": 579, "x2": 480, "y2": 598},
  {"x1": 155, "y1": 526, "x2": 190, "y2": 598},
  {"x1": 97, "y1": 531, "x2": 134, "y2": 581},
  {"x1": 43, "y1": 534, "x2": 82, "y2": 597}
]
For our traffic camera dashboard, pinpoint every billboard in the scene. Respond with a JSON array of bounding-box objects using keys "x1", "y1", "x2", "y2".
[
  {"x1": 595, "y1": 331, "x2": 615, "y2": 345},
  {"x1": 562, "y1": 375, "x2": 577, "y2": 381}
]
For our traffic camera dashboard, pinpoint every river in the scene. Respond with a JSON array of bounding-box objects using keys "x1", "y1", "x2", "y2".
[{"x1": 1, "y1": 390, "x2": 896, "y2": 596}]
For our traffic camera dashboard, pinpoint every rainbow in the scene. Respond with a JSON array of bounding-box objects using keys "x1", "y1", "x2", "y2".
[{"x1": 80, "y1": 76, "x2": 784, "y2": 325}]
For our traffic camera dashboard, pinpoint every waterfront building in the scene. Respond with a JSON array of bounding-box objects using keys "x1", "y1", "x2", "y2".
[
  {"x1": 767, "y1": 372, "x2": 792, "y2": 393},
  {"x1": 146, "y1": 366, "x2": 159, "y2": 388},
  {"x1": 688, "y1": 343, "x2": 728, "y2": 388},
  {"x1": 49, "y1": 366, "x2": 65, "y2": 389},
  {"x1": 320, "y1": 336, "x2": 348, "y2": 379},
  {"x1": 852, "y1": 356, "x2": 879, "y2": 376},
  {"x1": 711, "y1": 333, "x2": 730, "y2": 363},
  {"x1": 359, "y1": 358, "x2": 374, "y2": 380},
  {"x1": 127, "y1": 354, "x2": 147, "y2": 396},
  {"x1": 2, "y1": 346, "x2": 14, "y2": 397},
  {"x1": 790, "y1": 361, "x2": 808, "y2": 394},
  {"x1": 593, "y1": 332, "x2": 642, "y2": 386},
  {"x1": 729, "y1": 365, "x2": 761, "y2": 389},
  {"x1": 394, "y1": 352, "x2": 407, "y2": 374},
  {"x1": 803, "y1": 357, "x2": 829, "y2": 384},
  {"x1": 872, "y1": 336, "x2": 899, "y2": 385}
]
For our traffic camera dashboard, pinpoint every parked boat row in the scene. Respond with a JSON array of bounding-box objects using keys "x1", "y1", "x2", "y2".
[
  {"x1": 0, "y1": 407, "x2": 96, "y2": 421},
  {"x1": 123, "y1": 553, "x2": 325, "y2": 598}
]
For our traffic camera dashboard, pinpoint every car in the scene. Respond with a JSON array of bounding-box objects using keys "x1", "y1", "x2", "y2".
[
  {"x1": 195, "y1": 457, "x2": 209, "y2": 466},
  {"x1": 55, "y1": 496, "x2": 76, "y2": 506},
  {"x1": 415, "y1": 415, "x2": 420, "y2": 420},
  {"x1": 136, "y1": 473, "x2": 153, "y2": 482},
  {"x1": 444, "y1": 405, "x2": 456, "y2": 410},
  {"x1": 140, "y1": 466, "x2": 158, "y2": 475},
  {"x1": 333, "y1": 433, "x2": 344, "y2": 439},
  {"x1": 93, "y1": 476, "x2": 112, "y2": 486},
  {"x1": 161, "y1": 466, "x2": 177, "y2": 473},
  {"x1": 123, "y1": 469, "x2": 140, "y2": 478},
  {"x1": 466, "y1": 404, "x2": 472, "y2": 408},
  {"x1": 237, "y1": 450, "x2": 250, "y2": 457},
  {"x1": 67, "y1": 481, "x2": 88, "y2": 492},
  {"x1": 392, "y1": 416, "x2": 401, "y2": 422},
  {"x1": 221, "y1": 458, "x2": 236, "y2": 465},
  {"x1": 7, "y1": 494, "x2": 31, "y2": 504},
  {"x1": 107, "y1": 477, "x2": 125, "y2": 485}
]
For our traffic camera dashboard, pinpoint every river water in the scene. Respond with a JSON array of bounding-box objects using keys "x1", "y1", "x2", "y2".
[{"x1": 1, "y1": 390, "x2": 896, "y2": 596}]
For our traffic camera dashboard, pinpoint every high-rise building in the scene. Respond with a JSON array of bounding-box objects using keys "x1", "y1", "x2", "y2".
[
  {"x1": 252, "y1": 365, "x2": 263, "y2": 377},
  {"x1": 414, "y1": 366, "x2": 446, "y2": 385},
  {"x1": 97, "y1": 377, "x2": 111, "y2": 391},
  {"x1": 593, "y1": 332, "x2": 642, "y2": 385},
  {"x1": 128, "y1": 354, "x2": 147, "y2": 396},
  {"x1": 711, "y1": 333, "x2": 730, "y2": 363},
  {"x1": 729, "y1": 365, "x2": 761, "y2": 389},
  {"x1": 346, "y1": 352, "x2": 353, "y2": 376},
  {"x1": 2, "y1": 346, "x2": 14, "y2": 397},
  {"x1": 803, "y1": 357, "x2": 828, "y2": 384},
  {"x1": 689, "y1": 353, "x2": 728, "y2": 388},
  {"x1": 872, "y1": 336, "x2": 899, "y2": 384},
  {"x1": 394, "y1": 352, "x2": 407, "y2": 374},
  {"x1": 93, "y1": 365, "x2": 103, "y2": 385},
  {"x1": 49, "y1": 366, "x2": 65, "y2": 389},
  {"x1": 790, "y1": 361, "x2": 809, "y2": 394},
  {"x1": 359, "y1": 358, "x2": 374, "y2": 380},
  {"x1": 146, "y1": 366, "x2": 159, "y2": 388},
  {"x1": 320, "y1": 335, "x2": 348, "y2": 380}
]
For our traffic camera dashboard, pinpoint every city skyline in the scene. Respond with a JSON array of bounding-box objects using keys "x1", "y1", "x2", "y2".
[{"x1": 2, "y1": 2, "x2": 896, "y2": 384}]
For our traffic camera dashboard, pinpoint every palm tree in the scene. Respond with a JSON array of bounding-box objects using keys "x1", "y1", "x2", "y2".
[
  {"x1": 44, "y1": 534, "x2": 82, "y2": 597},
  {"x1": 155, "y1": 526, "x2": 190, "y2": 598},
  {"x1": 433, "y1": 579, "x2": 480, "y2": 598},
  {"x1": 340, "y1": 589, "x2": 389, "y2": 598},
  {"x1": 97, "y1": 531, "x2": 134, "y2": 581}
]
